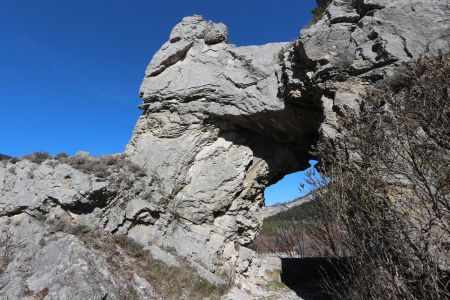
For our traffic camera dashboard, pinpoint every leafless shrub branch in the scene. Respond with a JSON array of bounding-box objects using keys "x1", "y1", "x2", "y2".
[{"x1": 307, "y1": 53, "x2": 450, "y2": 299}]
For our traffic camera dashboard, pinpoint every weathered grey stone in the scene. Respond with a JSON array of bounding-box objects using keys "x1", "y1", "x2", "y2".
[
  {"x1": 0, "y1": 1, "x2": 448, "y2": 298},
  {"x1": 0, "y1": 160, "x2": 108, "y2": 218},
  {"x1": 169, "y1": 15, "x2": 228, "y2": 44},
  {"x1": 126, "y1": 14, "x2": 319, "y2": 286},
  {"x1": 128, "y1": 1, "x2": 449, "y2": 291},
  {"x1": 0, "y1": 214, "x2": 156, "y2": 299},
  {"x1": 282, "y1": 0, "x2": 449, "y2": 145}
]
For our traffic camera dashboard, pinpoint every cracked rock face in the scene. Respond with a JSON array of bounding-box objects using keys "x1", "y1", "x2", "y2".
[
  {"x1": 0, "y1": 159, "x2": 157, "y2": 299},
  {"x1": 1, "y1": 1, "x2": 449, "y2": 298},
  {"x1": 126, "y1": 1, "x2": 448, "y2": 283},
  {"x1": 126, "y1": 14, "x2": 321, "y2": 282},
  {"x1": 283, "y1": 0, "x2": 449, "y2": 140}
]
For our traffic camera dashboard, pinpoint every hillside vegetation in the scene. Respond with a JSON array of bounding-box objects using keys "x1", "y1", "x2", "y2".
[{"x1": 251, "y1": 199, "x2": 320, "y2": 257}]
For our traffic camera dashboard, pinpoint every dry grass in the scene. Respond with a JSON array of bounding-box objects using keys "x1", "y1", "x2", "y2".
[
  {"x1": 56, "y1": 154, "x2": 146, "y2": 179},
  {"x1": 274, "y1": 42, "x2": 294, "y2": 63},
  {"x1": 79, "y1": 230, "x2": 228, "y2": 300},
  {"x1": 310, "y1": 1, "x2": 331, "y2": 25},
  {"x1": 22, "y1": 152, "x2": 52, "y2": 164},
  {"x1": 0, "y1": 232, "x2": 14, "y2": 275},
  {"x1": 15, "y1": 151, "x2": 146, "y2": 180}
]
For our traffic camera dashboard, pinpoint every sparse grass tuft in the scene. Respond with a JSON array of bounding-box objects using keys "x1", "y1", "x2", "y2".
[
  {"x1": 310, "y1": 1, "x2": 331, "y2": 25},
  {"x1": 23, "y1": 152, "x2": 52, "y2": 164},
  {"x1": 52, "y1": 220, "x2": 91, "y2": 236},
  {"x1": 112, "y1": 235, "x2": 144, "y2": 258},
  {"x1": 80, "y1": 231, "x2": 228, "y2": 299},
  {"x1": 70, "y1": 224, "x2": 91, "y2": 235},
  {"x1": 55, "y1": 152, "x2": 69, "y2": 160},
  {"x1": 274, "y1": 42, "x2": 294, "y2": 63},
  {"x1": 266, "y1": 280, "x2": 286, "y2": 291},
  {"x1": 0, "y1": 232, "x2": 14, "y2": 275}
]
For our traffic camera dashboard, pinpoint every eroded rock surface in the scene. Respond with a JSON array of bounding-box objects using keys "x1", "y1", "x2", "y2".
[
  {"x1": 0, "y1": 159, "x2": 157, "y2": 299},
  {"x1": 1, "y1": 1, "x2": 449, "y2": 299},
  {"x1": 126, "y1": 15, "x2": 322, "y2": 288},
  {"x1": 126, "y1": 1, "x2": 448, "y2": 289},
  {"x1": 281, "y1": 0, "x2": 449, "y2": 140}
]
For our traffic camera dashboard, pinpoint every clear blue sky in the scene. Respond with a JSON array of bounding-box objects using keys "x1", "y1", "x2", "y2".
[
  {"x1": 0, "y1": 0, "x2": 318, "y2": 204},
  {"x1": 264, "y1": 160, "x2": 320, "y2": 206}
]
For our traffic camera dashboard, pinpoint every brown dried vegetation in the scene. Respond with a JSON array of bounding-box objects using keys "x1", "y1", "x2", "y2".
[
  {"x1": 78, "y1": 230, "x2": 227, "y2": 300},
  {"x1": 308, "y1": 53, "x2": 450, "y2": 299}
]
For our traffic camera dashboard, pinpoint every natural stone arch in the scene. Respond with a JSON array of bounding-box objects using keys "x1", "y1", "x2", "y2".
[
  {"x1": 0, "y1": 2, "x2": 448, "y2": 298},
  {"x1": 125, "y1": 2, "x2": 449, "y2": 283},
  {"x1": 125, "y1": 16, "x2": 324, "y2": 283}
]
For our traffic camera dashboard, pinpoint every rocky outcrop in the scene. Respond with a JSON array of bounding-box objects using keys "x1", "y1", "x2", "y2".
[
  {"x1": 0, "y1": 158, "x2": 157, "y2": 299},
  {"x1": 126, "y1": 0, "x2": 448, "y2": 289},
  {"x1": 282, "y1": 0, "x2": 449, "y2": 140},
  {"x1": 1, "y1": 1, "x2": 449, "y2": 298},
  {"x1": 126, "y1": 15, "x2": 322, "y2": 287}
]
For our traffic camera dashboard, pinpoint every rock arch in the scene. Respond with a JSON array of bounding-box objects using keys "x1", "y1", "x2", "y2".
[
  {"x1": 125, "y1": 4, "x2": 449, "y2": 283},
  {"x1": 125, "y1": 16, "x2": 323, "y2": 283}
]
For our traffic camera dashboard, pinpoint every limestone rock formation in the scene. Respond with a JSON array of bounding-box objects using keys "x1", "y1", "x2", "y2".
[
  {"x1": 0, "y1": 159, "x2": 157, "y2": 299},
  {"x1": 0, "y1": 1, "x2": 448, "y2": 299},
  {"x1": 282, "y1": 0, "x2": 449, "y2": 142},
  {"x1": 126, "y1": 0, "x2": 448, "y2": 288},
  {"x1": 126, "y1": 15, "x2": 320, "y2": 286}
]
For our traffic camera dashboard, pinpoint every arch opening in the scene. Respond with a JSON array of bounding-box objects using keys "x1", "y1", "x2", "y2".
[
  {"x1": 264, "y1": 160, "x2": 319, "y2": 207},
  {"x1": 249, "y1": 160, "x2": 332, "y2": 297}
]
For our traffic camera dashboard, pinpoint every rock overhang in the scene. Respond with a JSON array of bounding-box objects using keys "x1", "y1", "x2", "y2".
[
  {"x1": 127, "y1": 0, "x2": 449, "y2": 281},
  {"x1": 1, "y1": 1, "x2": 449, "y2": 296},
  {"x1": 125, "y1": 15, "x2": 327, "y2": 286}
]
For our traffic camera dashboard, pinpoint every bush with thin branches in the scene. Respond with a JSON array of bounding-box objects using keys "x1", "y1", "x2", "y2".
[{"x1": 307, "y1": 53, "x2": 450, "y2": 299}]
